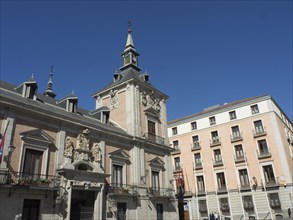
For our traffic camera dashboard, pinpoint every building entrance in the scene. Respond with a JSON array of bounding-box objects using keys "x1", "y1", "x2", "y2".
[{"x1": 70, "y1": 189, "x2": 95, "y2": 220}]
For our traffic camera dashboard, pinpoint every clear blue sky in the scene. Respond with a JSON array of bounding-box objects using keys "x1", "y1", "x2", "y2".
[{"x1": 1, "y1": 1, "x2": 292, "y2": 121}]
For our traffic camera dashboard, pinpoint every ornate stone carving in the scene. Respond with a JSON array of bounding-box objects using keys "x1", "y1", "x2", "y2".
[
  {"x1": 92, "y1": 142, "x2": 102, "y2": 163},
  {"x1": 141, "y1": 91, "x2": 161, "y2": 112},
  {"x1": 64, "y1": 137, "x2": 73, "y2": 158},
  {"x1": 109, "y1": 89, "x2": 118, "y2": 110},
  {"x1": 76, "y1": 128, "x2": 90, "y2": 151}
]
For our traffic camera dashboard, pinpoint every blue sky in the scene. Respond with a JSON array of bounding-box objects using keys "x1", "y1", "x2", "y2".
[{"x1": 1, "y1": 1, "x2": 292, "y2": 121}]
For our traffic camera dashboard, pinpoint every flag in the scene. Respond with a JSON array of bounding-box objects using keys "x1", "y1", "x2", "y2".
[
  {"x1": 0, "y1": 130, "x2": 6, "y2": 163},
  {"x1": 0, "y1": 121, "x2": 9, "y2": 164}
]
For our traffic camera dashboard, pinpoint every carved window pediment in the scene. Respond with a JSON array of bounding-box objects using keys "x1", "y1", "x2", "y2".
[
  {"x1": 20, "y1": 129, "x2": 54, "y2": 145},
  {"x1": 109, "y1": 149, "x2": 130, "y2": 163},
  {"x1": 149, "y1": 157, "x2": 165, "y2": 171}
]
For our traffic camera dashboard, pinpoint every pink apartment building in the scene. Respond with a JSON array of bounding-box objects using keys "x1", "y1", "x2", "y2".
[{"x1": 168, "y1": 96, "x2": 293, "y2": 220}]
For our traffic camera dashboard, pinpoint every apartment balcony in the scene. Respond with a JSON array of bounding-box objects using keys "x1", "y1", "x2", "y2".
[
  {"x1": 0, "y1": 170, "x2": 60, "y2": 189},
  {"x1": 240, "y1": 184, "x2": 251, "y2": 192},
  {"x1": 193, "y1": 162, "x2": 203, "y2": 170},
  {"x1": 263, "y1": 180, "x2": 279, "y2": 188},
  {"x1": 173, "y1": 165, "x2": 183, "y2": 173},
  {"x1": 171, "y1": 147, "x2": 181, "y2": 155},
  {"x1": 106, "y1": 183, "x2": 139, "y2": 196},
  {"x1": 210, "y1": 137, "x2": 221, "y2": 147},
  {"x1": 197, "y1": 189, "x2": 206, "y2": 196},
  {"x1": 257, "y1": 149, "x2": 271, "y2": 159},
  {"x1": 191, "y1": 142, "x2": 201, "y2": 151},
  {"x1": 148, "y1": 187, "x2": 175, "y2": 198},
  {"x1": 213, "y1": 159, "x2": 223, "y2": 167},
  {"x1": 230, "y1": 133, "x2": 243, "y2": 143},
  {"x1": 234, "y1": 154, "x2": 246, "y2": 163},
  {"x1": 253, "y1": 127, "x2": 267, "y2": 138},
  {"x1": 217, "y1": 186, "x2": 227, "y2": 194},
  {"x1": 144, "y1": 133, "x2": 165, "y2": 145}
]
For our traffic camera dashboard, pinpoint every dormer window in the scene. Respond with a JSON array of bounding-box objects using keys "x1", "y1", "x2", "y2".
[
  {"x1": 23, "y1": 83, "x2": 37, "y2": 99},
  {"x1": 102, "y1": 111, "x2": 110, "y2": 123},
  {"x1": 67, "y1": 98, "x2": 78, "y2": 113}
]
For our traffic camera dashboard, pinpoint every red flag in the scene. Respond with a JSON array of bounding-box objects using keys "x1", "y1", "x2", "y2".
[
  {"x1": 0, "y1": 130, "x2": 6, "y2": 163},
  {"x1": 0, "y1": 121, "x2": 9, "y2": 164}
]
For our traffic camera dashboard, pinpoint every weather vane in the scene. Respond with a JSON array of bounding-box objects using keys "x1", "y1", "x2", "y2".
[{"x1": 128, "y1": 21, "x2": 132, "y2": 33}]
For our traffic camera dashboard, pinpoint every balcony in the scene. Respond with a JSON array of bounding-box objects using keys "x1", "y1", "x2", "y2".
[
  {"x1": 213, "y1": 159, "x2": 223, "y2": 167},
  {"x1": 148, "y1": 187, "x2": 175, "y2": 198},
  {"x1": 264, "y1": 180, "x2": 279, "y2": 188},
  {"x1": 193, "y1": 162, "x2": 203, "y2": 170},
  {"x1": 106, "y1": 184, "x2": 139, "y2": 196},
  {"x1": 217, "y1": 186, "x2": 227, "y2": 193},
  {"x1": 144, "y1": 133, "x2": 165, "y2": 145},
  {"x1": 240, "y1": 184, "x2": 251, "y2": 191},
  {"x1": 257, "y1": 149, "x2": 271, "y2": 159},
  {"x1": 171, "y1": 147, "x2": 181, "y2": 155},
  {"x1": 253, "y1": 127, "x2": 267, "y2": 138},
  {"x1": 0, "y1": 170, "x2": 60, "y2": 188},
  {"x1": 197, "y1": 189, "x2": 206, "y2": 196},
  {"x1": 230, "y1": 133, "x2": 243, "y2": 143},
  {"x1": 174, "y1": 165, "x2": 182, "y2": 173},
  {"x1": 210, "y1": 137, "x2": 221, "y2": 147},
  {"x1": 234, "y1": 154, "x2": 245, "y2": 163},
  {"x1": 191, "y1": 142, "x2": 201, "y2": 151}
]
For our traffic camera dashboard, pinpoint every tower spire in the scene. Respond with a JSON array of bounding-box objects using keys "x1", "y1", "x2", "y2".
[
  {"x1": 43, "y1": 65, "x2": 56, "y2": 98},
  {"x1": 120, "y1": 22, "x2": 140, "y2": 71}
]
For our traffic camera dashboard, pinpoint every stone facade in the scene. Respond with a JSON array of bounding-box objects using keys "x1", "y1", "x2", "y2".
[{"x1": 0, "y1": 28, "x2": 177, "y2": 220}]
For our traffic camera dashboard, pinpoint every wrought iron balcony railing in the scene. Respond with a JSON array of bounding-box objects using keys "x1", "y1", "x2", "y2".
[
  {"x1": 144, "y1": 133, "x2": 165, "y2": 145},
  {"x1": 230, "y1": 133, "x2": 243, "y2": 142},
  {"x1": 253, "y1": 127, "x2": 267, "y2": 137},
  {"x1": 210, "y1": 137, "x2": 221, "y2": 147},
  {"x1": 0, "y1": 169, "x2": 60, "y2": 188},
  {"x1": 148, "y1": 187, "x2": 175, "y2": 198},
  {"x1": 257, "y1": 149, "x2": 271, "y2": 159},
  {"x1": 193, "y1": 162, "x2": 203, "y2": 170},
  {"x1": 191, "y1": 142, "x2": 201, "y2": 150},
  {"x1": 234, "y1": 154, "x2": 246, "y2": 163},
  {"x1": 105, "y1": 183, "x2": 139, "y2": 196}
]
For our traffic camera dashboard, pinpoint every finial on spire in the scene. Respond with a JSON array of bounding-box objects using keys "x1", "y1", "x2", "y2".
[
  {"x1": 43, "y1": 65, "x2": 56, "y2": 98},
  {"x1": 128, "y1": 21, "x2": 132, "y2": 33}
]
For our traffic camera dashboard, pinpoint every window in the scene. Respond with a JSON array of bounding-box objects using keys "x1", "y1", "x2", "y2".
[
  {"x1": 156, "y1": 204, "x2": 164, "y2": 220},
  {"x1": 194, "y1": 153, "x2": 201, "y2": 165},
  {"x1": 234, "y1": 144, "x2": 244, "y2": 159},
  {"x1": 148, "y1": 120, "x2": 156, "y2": 135},
  {"x1": 251, "y1": 104, "x2": 259, "y2": 114},
  {"x1": 172, "y1": 127, "x2": 178, "y2": 135},
  {"x1": 191, "y1": 121, "x2": 197, "y2": 130},
  {"x1": 174, "y1": 157, "x2": 181, "y2": 170},
  {"x1": 268, "y1": 193, "x2": 281, "y2": 208},
  {"x1": 117, "y1": 202, "x2": 127, "y2": 220},
  {"x1": 192, "y1": 135, "x2": 200, "y2": 148},
  {"x1": 197, "y1": 176, "x2": 205, "y2": 192},
  {"x1": 231, "y1": 125, "x2": 241, "y2": 139},
  {"x1": 217, "y1": 172, "x2": 226, "y2": 190},
  {"x1": 113, "y1": 164, "x2": 123, "y2": 187},
  {"x1": 152, "y1": 171, "x2": 160, "y2": 190},
  {"x1": 254, "y1": 120, "x2": 265, "y2": 134},
  {"x1": 209, "y1": 116, "x2": 216, "y2": 125},
  {"x1": 67, "y1": 98, "x2": 78, "y2": 113},
  {"x1": 211, "y1": 131, "x2": 220, "y2": 144},
  {"x1": 22, "y1": 199, "x2": 40, "y2": 220},
  {"x1": 229, "y1": 111, "x2": 237, "y2": 120},
  {"x1": 214, "y1": 149, "x2": 222, "y2": 162},
  {"x1": 243, "y1": 196, "x2": 254, "y2": 210},
  {"x1": 258, "y1": 139, "x2": 269, "y2": 154},
  {"x1": 173, "y1": 140, "x2": 179, "y2": 150},
  {"x1": 198, "y1": 200, "x2": 207, "y2": 212},
  {"x1": 23, "y1": 149, "x2": 43, "y2": 179},
  {"x1": 263, "y1": 165, "x2": 276, "y2": 184},
  {"x1": 239, "y1": 169, "x2": 250, "y2": 187},
  {"x1": 219, "y1": 198, "x2": 229, "y2": 211}
]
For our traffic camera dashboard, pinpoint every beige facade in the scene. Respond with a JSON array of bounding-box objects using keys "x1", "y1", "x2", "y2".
[
  {"x1": 168, "y1": 96, "x2": 293, "y2": 220},
  {"x1": 0, "y1": 29, "x2": 177, "y2": 220}
]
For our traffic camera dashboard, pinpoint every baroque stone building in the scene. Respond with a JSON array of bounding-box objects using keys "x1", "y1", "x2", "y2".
[
  {"x1": 168, "y1": 95, "x2": 293, "y2": 220},
  {"x1": 0, "y1": 28, "x2": 177, "y2": 220}
]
